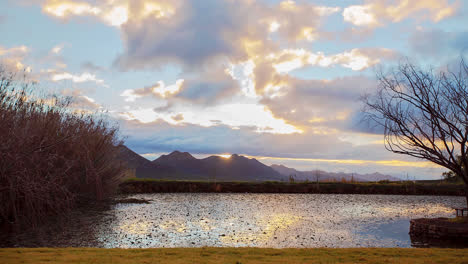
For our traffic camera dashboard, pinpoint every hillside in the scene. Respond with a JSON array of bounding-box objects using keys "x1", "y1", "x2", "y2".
[{"x1": 118, "y1": 145, "x2": 155, "y2": 169}]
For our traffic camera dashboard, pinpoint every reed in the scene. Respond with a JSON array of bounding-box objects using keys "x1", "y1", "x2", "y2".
[{"x1": 0, "y1": 67, "x2": 126, "y2": 231}]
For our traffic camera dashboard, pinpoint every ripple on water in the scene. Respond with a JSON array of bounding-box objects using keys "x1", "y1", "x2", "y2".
[{"x1": 93, "y1": 193, "x2": 465, "y2": 248}]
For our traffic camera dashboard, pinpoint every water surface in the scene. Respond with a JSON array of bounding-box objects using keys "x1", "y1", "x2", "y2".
[{"x1": 94, "y1": 193, "x2": 464, "y2": 248}]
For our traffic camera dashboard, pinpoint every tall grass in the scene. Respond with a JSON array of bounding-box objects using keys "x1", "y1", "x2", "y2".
[{"x1": 0, "y1": 67, "x2": 126, "y2": 230}]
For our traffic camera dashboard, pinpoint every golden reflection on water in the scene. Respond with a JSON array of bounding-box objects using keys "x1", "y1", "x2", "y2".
[
  {"x1": 199, "y1": 219, "x2": 213, "y2": 231},
  {"x1": 379, "y1": 205, "x2": 454, "y2": 217},
  {"x1": 119, "y1": 220, "x2": 151, "y2": 235},
  {"x1": 107, "y1": 194, "x2": 464, "y2": 248},
  {"x1": 159, "y1": 220, "x2": 186, "y2": 233},
  {"x1": 219, "y1": 213, "x2": 302, "y2": 245}
]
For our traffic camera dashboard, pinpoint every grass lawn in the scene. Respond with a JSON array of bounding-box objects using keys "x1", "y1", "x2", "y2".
[{"x1": 2, "y1": 248, "x2": 468, "y2": 264}]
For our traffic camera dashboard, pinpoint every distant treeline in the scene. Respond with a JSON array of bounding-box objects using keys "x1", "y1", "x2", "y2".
[
  {"x1": 120, "y1": 179, "x2": 466, "y2": 196},
  {"x1": 0, "y1": 67, "x2": 125, "y2": 231}
]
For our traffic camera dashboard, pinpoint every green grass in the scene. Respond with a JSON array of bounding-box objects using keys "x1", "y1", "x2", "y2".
[{"x1": 1, "y1": 248, "x2": 468, "y2": 264}]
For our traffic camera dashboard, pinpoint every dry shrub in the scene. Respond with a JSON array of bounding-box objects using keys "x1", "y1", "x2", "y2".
[{"x1": 0, "y1": 67, "x2": 126, "y2": 230}]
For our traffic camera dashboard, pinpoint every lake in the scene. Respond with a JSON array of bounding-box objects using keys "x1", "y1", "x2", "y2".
[{"x1": 94, "y1": 193, "x2": 465, "y2": 248}]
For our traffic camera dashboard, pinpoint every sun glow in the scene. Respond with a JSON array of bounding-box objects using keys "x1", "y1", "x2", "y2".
[
  {"x1": 246, "y1": 155, "x2": 443, "y2": 169},
  {"x1": 218, "y1": 154, "x2": 232, "y2": 159}
]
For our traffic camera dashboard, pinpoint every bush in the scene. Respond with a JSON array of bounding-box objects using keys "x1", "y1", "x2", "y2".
[{"x1": 0, "y1": 67, "x2": 126, "y2": 230}]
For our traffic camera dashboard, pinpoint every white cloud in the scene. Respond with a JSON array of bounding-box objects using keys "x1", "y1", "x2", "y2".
[
  {"x1": 50, "y1": 44, "x2": 64, "y2": 54},
  {"x1": 119, "y1": 102, "x2": 302, "y2": 134},
  {"x1": 49, "y1": 71, "x2": 106, "y2": 85},
  {"x1": 343, "y1": 5, "x2": 379, "y2": 27}
]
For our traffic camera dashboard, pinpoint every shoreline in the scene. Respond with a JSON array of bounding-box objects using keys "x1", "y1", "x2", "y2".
[{"x1": 119, "y1": 179, "x2": 466, "y2": 196}]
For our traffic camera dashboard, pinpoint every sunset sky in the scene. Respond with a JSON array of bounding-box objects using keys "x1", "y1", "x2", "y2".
[{"x1": 1, "y1": 0, "x2": 467, "y2": 179}]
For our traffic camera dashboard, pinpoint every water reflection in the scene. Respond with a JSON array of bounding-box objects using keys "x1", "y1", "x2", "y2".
[
  {"x1": 119, "y1": 220, "x2": 151, "y2": 235},
  {"x1": 94, "y1": 194, "x2": 464, "y2": 248}
]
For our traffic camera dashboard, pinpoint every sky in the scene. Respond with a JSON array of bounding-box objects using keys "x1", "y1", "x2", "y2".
[{"x1": 1, "y1": 0, "x2": 467, "y2": 179}]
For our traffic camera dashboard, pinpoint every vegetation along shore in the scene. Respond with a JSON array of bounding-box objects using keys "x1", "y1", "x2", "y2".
[{"x1": 119, "y1": 178, "x2": 466, "y2": 196}]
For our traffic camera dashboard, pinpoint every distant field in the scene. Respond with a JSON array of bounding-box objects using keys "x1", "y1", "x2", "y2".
[
  {"x1": 119, "y1": 178, "x2": 465, "y2": 196},
  {"x1": 2, "y1": 248, "x2": 468, "y2": 264}
]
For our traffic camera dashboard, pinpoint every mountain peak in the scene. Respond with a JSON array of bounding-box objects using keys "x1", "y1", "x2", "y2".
[
  {"x1": 166, "y1": 151, "x2": 196, "y2": 160},
  {"x1": 153, "y1": 150, "x2": 196, "y2": 165},
  {"x1": 271, "y1": 164, "x2": 288, "y2": 169}
]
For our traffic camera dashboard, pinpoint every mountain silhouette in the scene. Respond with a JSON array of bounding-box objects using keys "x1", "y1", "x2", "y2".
[
  {"x1": 270, "y1": 164, "x2": 400, "y2": 182},
  {"x1": 119, "y1": 146, "x2": 400, "y2": 182},
  {"x1": 154, "y1": 151, "x2": 197, "y2": 165},
  {"x1": 152, "y1": 151, "x2": 284, "y2": 181},
  {"x1": 118, "y1": 145, "x2": 155, "y2": 169}
]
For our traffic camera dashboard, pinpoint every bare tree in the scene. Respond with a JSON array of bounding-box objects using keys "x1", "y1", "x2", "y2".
[{"x1": 362, "y1": 58, "x2": 468, "y2": 206}]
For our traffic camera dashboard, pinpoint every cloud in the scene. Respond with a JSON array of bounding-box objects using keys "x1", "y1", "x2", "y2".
[
  {"x1": 50, "y1": 44, "x2": 64, "y2": 55},
  {"x1": 343, "y1": 5, "x2": 379, "y2": 27},
  {"x1": 0, "y1": 45, "x2": 29, "y2": 58},
  {"x1": 60, "y1": 89, "x2": 101, "y2": 110},
  {"x1": 121, "y1": 79, "x2": 184, "y2": 101},
  {"x1": 35, "y1": 43, "x2": 69, "y2": 70},
  {"x1": 19, "y1": 0, "x2": 457, "y2": 179},
  {"x1": 80, "y1": 61, "x2": 106, "y2": 72},
  {"x1": 249, "y1": 46, "x2": 397, "y2": 111},
  {"x1": 115, "y1": 0, "x2": 342, "y2": 70},
  {"x1": 343, "y1": 0, "x2": 459, "y2": 27},
  {"x1": 119, "y1": 118, "x2": 445, "y2": 178},
  {"x1": 0, "y1": 45, "x2": 31, "y2": 73},
  {"x1": 120, "y1": 66, "x2": 243, "y2": 108},
  {"x1": 175, "y1": 69, "x2": 241, "y2": 105},
  {"x1": 119, "y1": 118, "x2": 341, "y2": 158},
  {"x1": 47, "y1": 70, "x2": 106, "y2": 86},
  {"x1": 36, "y1": 0, "x2": 338, "y2": 70},
  {"x1": 118, "y1": 101, "x2": 302, "y2": 134},
  {"x1": 42, "y1": 0, "x2": 128, "y2": 26},
  {"x1": 30, "y1": 0, "x2": 397, "y2": 138},
  {"x1": 268, "y1": 48, "x2": 396, "y2": 73},
  {"x1": 114, "y1": 0, "x2": 258, "y2": 70},
  {"x1": 260, "y1": 75, "x2": 377, "y2": 130},
  {"x1": 118, "y1": 73, "x2": 380, "y2": 137},
  {"x1": 263, "y1": 1, "x2": 340, "y2": 43}
]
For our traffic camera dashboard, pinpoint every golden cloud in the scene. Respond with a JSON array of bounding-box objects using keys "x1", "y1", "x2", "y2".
[
  {"x1": 343, "y1": 0, "x2": 459, "y2": 27},
  {"x1": 41, "y1": 0, "x2": 178, "y2": 27},
  {"x1": 268, "y1": 48, "x2": 393, "y2": 74},
  {"x1": 0, "y1": 45, "x2": 31, "y2": 73}
]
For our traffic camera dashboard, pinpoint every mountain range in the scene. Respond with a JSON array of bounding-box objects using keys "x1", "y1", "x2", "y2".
[
  {"x1": 270, "y1": 164, "x2": 401, "y2": 182},
  {"x1": 118, "y1": 146, "x2": 400, "y2": 182}
]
